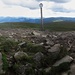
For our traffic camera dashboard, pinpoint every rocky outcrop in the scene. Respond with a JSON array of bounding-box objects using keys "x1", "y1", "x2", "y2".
[{"x1": 0, "y1": 29, "x2": 75, "y2": 75}]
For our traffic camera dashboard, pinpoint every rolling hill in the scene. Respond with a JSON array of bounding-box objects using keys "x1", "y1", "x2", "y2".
[
  {"x1": 0, "y1": 17, "x2": 75, "y2": 23},
  {"x1": 0, "y1": 22, "x2": 75, "y2": 31}
]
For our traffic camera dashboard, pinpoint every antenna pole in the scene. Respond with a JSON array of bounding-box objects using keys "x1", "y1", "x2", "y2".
[{"x1": 39, "y1": 3, "x2": 44, "y2": 30}]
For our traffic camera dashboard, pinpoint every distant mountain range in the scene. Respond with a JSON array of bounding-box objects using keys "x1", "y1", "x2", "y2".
[{"x1": 0, "y1": 17, "x2": 75, "y2": 23}]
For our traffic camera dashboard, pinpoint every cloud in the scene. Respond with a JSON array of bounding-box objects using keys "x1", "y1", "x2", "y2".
[
  {"x1": 62, "y1": 0, "x2": 75, "y2": 10},
  {"x1": 50, "y1": 0, "x2": 70, "y2": 3},
  {"x1": 1, "y1": 0, "x2": 71, "y2": 10},
  {"x1": 19, "y1": 0, "x2": 39, "y2": 9},
  {"x1": 2, "y1": 0, "x2": 20, "y2": 5},
  {"x1": 2, "y1": 0, "x2": 39, "y2": 9},
  {"x1": 0, "y1": 0, "x2": 75, "y2": 18},
  {"x1": 51, "y1": 6, "x2": 75, "y2": 13},
  {"x1": 36, "y1": 0, "x2": 70, "y2": 3}
]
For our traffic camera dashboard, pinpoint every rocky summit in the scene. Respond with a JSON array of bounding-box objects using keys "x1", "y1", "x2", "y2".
[{"x1": 0, "y1": 29, "x2": 75, "y2": 75}]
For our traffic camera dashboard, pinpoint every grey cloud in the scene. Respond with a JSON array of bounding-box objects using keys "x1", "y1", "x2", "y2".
[
  {"x1": 2, "y1": 0, "x2": 39, "y2": 9},
  {"x1": 19, "y1": 0, "x2": 39, "y2": 9},
  {"x1": 36, "y1": 0, "x2": 70, "y2": 3},
  {"x1": 50, "y1": 0, "x2": 70, "y2": 3},
  {"x1": 1, "y1": 0, "x2": 71, "y2": 10},
  {"x1": 52, "y1": 6, "x2": 75, "y2": 13},
  {"x1": 19, "y1": 4, "x2": 39, "y2": 9}
]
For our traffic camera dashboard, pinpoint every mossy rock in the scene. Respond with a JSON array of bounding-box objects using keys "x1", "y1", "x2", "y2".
[
  {"x1": 49, "y1": 62, "x2": 70, "y2": 75},
  {"x1": 14, "y1": 51, "x2": 29, "y2": 61},
  {"x1": 25, "y1": 43, "x2": 44, "y2": 53}
]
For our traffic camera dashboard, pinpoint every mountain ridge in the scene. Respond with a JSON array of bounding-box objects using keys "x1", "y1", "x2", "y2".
[{"x1": 0, "y1": 17, "x2": 75, "y2": 23}]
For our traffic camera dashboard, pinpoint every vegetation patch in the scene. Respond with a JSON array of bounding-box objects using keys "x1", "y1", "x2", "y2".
[{"x1": 2, "y1": 53, "x2": 9, "y2": 71}]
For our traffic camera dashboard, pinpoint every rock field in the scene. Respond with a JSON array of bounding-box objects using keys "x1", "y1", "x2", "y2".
[{"x1": 0, "y1": 28, "x2": 75, "y2": 75}]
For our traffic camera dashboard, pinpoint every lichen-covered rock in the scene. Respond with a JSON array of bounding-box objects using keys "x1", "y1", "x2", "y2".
[
  {"x1": 15, "y1": 65, "x2": 26, "y2": 75},
  {"x1": 53, "y1": 55, "x2": 73, "y2": 67},
  {"x1": 45, "y1": 39, "x2": 54, "y2": 46},
  {"x1": 70, "y1": 64, "x2": 75, "y2": 75},
  {"x1": 70, "y1": 53, "x2": 75, "y2": 59},
  {"x1": 33, "y1": 52, "x2": 44, "y2": 68},
  {"x1": 31, "y1": 31, "x2": 40, "y2": 36},
  {"x1": 61, "y1": 72, "x2": 68, "y2": 75},
  {"x1": 44, "y1": 67, "x2": 51, "y2": 73},
  {"x1": 18, "y1": 42, "x2": 27, "y2": 48},
  {"x1": 34, "y1": 52, "x2": 44, "y2": 62},
  {"x1": 48, "y1": 44, "x2": 60, "y2": 58},
  {"x1": 48, "y1": 44, "x2": 60, "y2": 53},
  {"x1": 14, "y1": 63, "x2": 34, "y2": 75},
  {"x1": 14, "y1": 51, "x2": 28, "y2": 61}
]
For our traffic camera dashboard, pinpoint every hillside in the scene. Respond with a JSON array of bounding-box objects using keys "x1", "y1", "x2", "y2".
[
  {"x1": 44, "y1": 21, "x2": 75, "y2": 31},
  {"x1": 0, "y1": 22, "x2": 75, "y2": 75},
  {"x1": 0, "y1": 28, "x2": 74, "y2": 75},
  {"x1": 0, "y1": 22, "x2": 75, "y2": 31},
  {"x1": 0, "y1": 17, "x2": 75, "y2": 23},
  {"x1": 0, "y1": 22, "x2": 40, "y2": 29}
]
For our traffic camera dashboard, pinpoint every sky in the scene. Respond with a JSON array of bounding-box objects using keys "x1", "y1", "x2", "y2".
[{"x1": 0, "y1": 0, "x2": 75, "y2": 18}]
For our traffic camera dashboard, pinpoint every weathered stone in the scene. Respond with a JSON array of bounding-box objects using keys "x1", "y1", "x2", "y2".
[
  {"x1": 69, "y1": 64, "x2": 75, "y2": 75},
  {"x1": 0, "y1": 53, "x2": 4, "y2": 74},
  {"x1": 14, "y1": 51, "x2": 28, "y2": 61},
  {"x1": 18, "y1": 42, "x2": 27, "y2": 48},
  {"x1": 44, "y1": 46, "x2": 51, "y2": 49},
  {"x1": 47, "y1": 44, "x2": 60, "y2": 59},
  {"x1": 34, "y1": 52, "x2": 44, "y2": 68},
  {"x1": 44, "y1": 67, "x2": 51, "y2": 73},
  {"x1": 15, "y1": 63, "x2": 33, "y2": 75},
  {"x1": 48, "y1": 44, "x2": 60, "y2": 53},
  {"x1": 53, "y1": 55, "x2": 73, "y2": 67},
  {"x1": 34, "y1": 52, "x2": 44, "y2": 62},
  {"x1": 43, "y1": 39, "x2": 54, "y2": 46},
  {"x1": 70, "y1": 53, "x2": 75, "y2": 59},
  {"x1": 39, "y1": 42, "x2": 44, "y2": 46},
  {"x1": 17, "y1": 65, "x2": 26, "y2": 75},
  {"x1": 52, "y1": 35, "x2": 57, "y2": 38},
  {"x1": 46, "y1": 39, "x2": 54, "y2": 46},
  {"x1": 60, "y1": 34, "x2": 68, "y2": 39},
  {"x1": 70, "y1": 46, "x2": 75, "y2": 52},
  {"x1": 31, "y1": 31, "x2": 40, "y2": 36},
  {"x1": 61, "y1": 72, "x2": 68, "y2": 75},
  {"x1": 42, "y1": 35, "x2": 47, "y2": 38}
]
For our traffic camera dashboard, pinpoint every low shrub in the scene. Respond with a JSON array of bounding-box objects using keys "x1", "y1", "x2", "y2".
[
  {"x1": 2, "y1": 53, "x2": 9, "y2": 71},
  {"x1": 0, "y1": 39, "x2": 17, "y2": 52},
  {"x1": 24, "y1": 43, "x2": 44, "y2": 53}
]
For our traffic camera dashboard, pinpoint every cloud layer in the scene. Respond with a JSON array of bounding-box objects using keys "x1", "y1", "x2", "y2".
[
  {"x1": 0, "y1": 0, "x2": 74, "y2": 17},
  {"x1": 36, "y1": 0, "x2": 70, "y2": 3},
  {"x1": 1, "y1": 0, "x2": 71, "y2": 9},
  {"x1": 2, "y1": 0, "x2": 39, "y2": 9}
]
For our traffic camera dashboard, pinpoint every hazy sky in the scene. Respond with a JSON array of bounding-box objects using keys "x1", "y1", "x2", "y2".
[{"x1": 0, "y1": 0, "x2": 75, "y2": 18}]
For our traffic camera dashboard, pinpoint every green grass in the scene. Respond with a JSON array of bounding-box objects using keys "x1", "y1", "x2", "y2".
[
  {"x1": 0, "y1": 22, "x2": 75, "y2": 31},
  {"x1": 44, "y1": 21, "x2": 75, "y2": 31},
  {"x1": 2, "y1": 53, "x2": 9, "y2": 71},
  {"x1": 0, "y1": 22, "x2": 40, "y2": 29}
]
